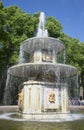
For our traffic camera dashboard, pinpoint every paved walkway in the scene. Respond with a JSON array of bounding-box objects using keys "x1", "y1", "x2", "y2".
[
  {"x1": 0, "y1": 105, "x2": 84, "y2": 112},
  {"x1": 0, "y1": 105, "x2": 18, "y2": 111},
  {"x1": 70, "y1": 105, "x2": 84, "y2": 110}
]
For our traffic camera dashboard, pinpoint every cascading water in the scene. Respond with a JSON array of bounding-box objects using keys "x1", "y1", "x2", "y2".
[{"x1": 3, "y1": 12, "x2": 79, "y2": 120}]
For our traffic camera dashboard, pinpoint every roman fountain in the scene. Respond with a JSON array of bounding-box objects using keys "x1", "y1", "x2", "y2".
[{"x1": 3, "y1": 12, "x2": 79, "y2": 120}]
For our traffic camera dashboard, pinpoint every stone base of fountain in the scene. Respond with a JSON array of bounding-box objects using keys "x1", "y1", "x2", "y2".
[
  {"x1": 21, "y1": 112, "x2": 70, "y2": 120},
  {"x1": 18, "y1": 80, "x2": 69, "y2": 119}
]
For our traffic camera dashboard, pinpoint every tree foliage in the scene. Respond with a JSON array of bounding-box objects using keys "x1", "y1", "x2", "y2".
[{"x1": 46, "y1": 17, "x2": 63, "y2": 38}]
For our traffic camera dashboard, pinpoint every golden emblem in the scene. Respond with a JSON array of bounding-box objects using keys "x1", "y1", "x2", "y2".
[
  {"x1": 49, "y1": 92, "x2": 55, "y2": 103},
  {"x1": 18, "y1": 91, "x2": 24, "y2": 111}
]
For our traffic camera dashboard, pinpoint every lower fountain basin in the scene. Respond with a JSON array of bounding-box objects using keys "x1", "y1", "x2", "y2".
[{"x1": 8, "y1": 63, "x2": 78, "y2": 81}]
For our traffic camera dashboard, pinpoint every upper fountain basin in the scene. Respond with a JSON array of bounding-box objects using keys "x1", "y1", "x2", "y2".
[{"x1": 21, "y1": 37, "x2": 65, "y2": 53}]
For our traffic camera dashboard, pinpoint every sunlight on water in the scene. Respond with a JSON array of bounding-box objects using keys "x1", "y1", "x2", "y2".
[
  {"x1": 0, "y1": 113, "x2": 84, "y2": 130},
  {"x1": 0, "y1": 112, "x2": 84, "y2": 122},
  {"x1": 0, "y1": 112, "x2": 84, "y2": 130}
]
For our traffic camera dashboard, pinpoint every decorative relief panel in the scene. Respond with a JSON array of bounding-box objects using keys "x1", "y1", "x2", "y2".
[
  {"x1": 42, "y1": 49, "x2": 52, "y2": 62},
  {"x1": 44, "y1": 88, "x2": 58, "y2": 110}
]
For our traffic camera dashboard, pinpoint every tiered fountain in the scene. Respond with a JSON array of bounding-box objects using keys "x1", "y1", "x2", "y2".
[{"x1": 4, "y1": 12, "x2": 78, "y2": 119}]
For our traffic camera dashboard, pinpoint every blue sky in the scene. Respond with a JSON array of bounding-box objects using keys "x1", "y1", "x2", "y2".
[{"x1": 2, "y1": 0, "x2": 84, "y2": 42}]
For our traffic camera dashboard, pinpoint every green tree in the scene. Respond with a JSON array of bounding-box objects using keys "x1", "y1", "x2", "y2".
[
  {"x1": 0, "y1": 3, "x2": 39, "y2": 104},
  {"x1": 60, "y1": 33, "x2": 84, "y2": 90},
  {"x1": 46, "y1": 17, "x2": 63, "y2": 38}
]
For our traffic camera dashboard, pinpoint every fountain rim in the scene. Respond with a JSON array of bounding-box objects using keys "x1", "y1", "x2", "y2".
[
  {"x1": 7, "y1": 63, "x2": 78, "y2": 79},
  {"x1": 8, "y1": 62, "x2": 77, "y2": 71},
  {"x1": 8, "y1": 63, "x2": 78, "y2": 74},
  {"x1": 21, "y1": 36, "x2": 64, "y2": 45}
]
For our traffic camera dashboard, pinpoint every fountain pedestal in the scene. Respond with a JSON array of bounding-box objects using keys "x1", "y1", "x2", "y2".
[{"x1": 18, "y1": 81, "x2": 69, "y2": 119}]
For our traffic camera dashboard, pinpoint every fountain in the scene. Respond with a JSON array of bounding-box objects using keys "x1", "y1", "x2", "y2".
[{"x1": 4, "y1": 12, "x2": 78, "y2": 119}]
